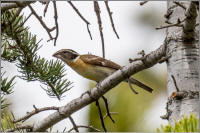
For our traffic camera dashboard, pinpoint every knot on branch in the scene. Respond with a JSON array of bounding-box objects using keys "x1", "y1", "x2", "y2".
[
  {"x1": 170, "y1": 91, "x2": 199, "y2": 100},
  {"x1": 161, "y1": 91, "x2": 199, "y2": 120}
]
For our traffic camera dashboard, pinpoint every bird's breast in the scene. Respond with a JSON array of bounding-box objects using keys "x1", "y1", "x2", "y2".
[{"x1": 68, "y1": 58, "x2": 116, "y2": 82}]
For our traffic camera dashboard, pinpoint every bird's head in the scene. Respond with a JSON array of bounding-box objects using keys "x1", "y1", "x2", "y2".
[{"x1": 53, "y1": 49, "x2": 80, "y2": 63}]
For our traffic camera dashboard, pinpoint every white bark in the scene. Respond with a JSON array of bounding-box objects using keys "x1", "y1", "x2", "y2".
[{"x1": 166, "y1": 1, "x2": 199, "y2": 124}]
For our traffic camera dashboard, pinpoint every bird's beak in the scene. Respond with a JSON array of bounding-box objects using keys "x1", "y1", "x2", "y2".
[{"x1": 53, "y1": 52, "x2": 59, "y2": 58}]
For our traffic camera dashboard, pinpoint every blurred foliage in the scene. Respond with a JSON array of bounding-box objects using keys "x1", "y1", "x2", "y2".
[
  {"x1": 157, "y1": 114, "x2": 199, "y2": 132},
  {"x1": 134, "y1": 4, "x2": 166, "y2": 28},
  {"x1": 1, "y1": 71, "x2": 15, "y2": 109},
  {"x1": 1, "y1": 110, "x2": 18, "y2": 132},
  {"x1": 88, "y1": 69, "x2": 166, "y2": 131},
  {"x1": 1, "y1": 8, "x2": 73, "y2": 100}
]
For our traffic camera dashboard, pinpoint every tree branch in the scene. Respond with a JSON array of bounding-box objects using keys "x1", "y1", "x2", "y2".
[
  {"x1": 174, "y1": 1, "x2": 186, "y2": 10},
  {"x1": 182, "y1": 1, "x2": 198, "y2": 41},
  {"x1": 94, "y1": 1, "x2": 105, "y2": 58},
  {"x1": 140, "y1": 1, "x2": 148, "y2": 6},
  {"x1": 68, "y1": 125, "x2": 101, "y2": 132},
  {"x1": 6, "y1": 124, "x2": 33, "y2": 132},
  {"x1": 104, "y1": 0, "x2": 119, "y2": 39},
  {"x1": 31, "y1": 39, "x2": 167, "y2": 131},
  {"x1": 68, "y1": 1, "x2": 92, "y2": 40},
  {"x1": 28, "y1": 4, "x2": 56, "y2": 42},
  {"x1": 43, "y1": 1, "x2": 50, "y2": 17},
  {"x1": 68, "y1": 116, "x2": 79, "y2": 132},
  {"x1": 52, "y1": 1, "x2": 59, "y2": 46},
  {"x1": 1, "y1": 1, "x2": 35, "y2": 12},
  {"x1": 13, "y1": 105, "x2": 59, "y2": 123},
  {"x1": 103, "y1": 112, "x2": 118, "y2": 119}
]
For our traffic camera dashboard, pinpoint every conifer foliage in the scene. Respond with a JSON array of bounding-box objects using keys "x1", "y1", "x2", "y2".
[{"x1": 1, "y1": 9, "x2": 73, "y2": 101}]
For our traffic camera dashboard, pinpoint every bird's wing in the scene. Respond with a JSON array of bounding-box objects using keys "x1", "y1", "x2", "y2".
[{"x1": 80, "y1": 54, "x2": 121, "y2": 70}]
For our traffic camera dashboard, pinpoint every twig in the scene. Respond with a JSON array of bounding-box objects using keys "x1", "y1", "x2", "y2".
[
  {"x1": 174, "y1": 1, "x2": 186, "y2": 10},
  {"x1": 6, "y1": 124, "x2": 33, "y2": 132},
  {"x1": 19, "y1": 12, "x2": 33, "y2": 27},
  {"x1": 156, "y1": 18, "x2": 185, "y2": 30},
  {"x1": 43, "y1": 1, "x2": 50, "y2": 17},
  {"x1": 28, "y1": 5, "x2": 56, "y2": 42},
  {"x1": 128, "y1": 79, "x2": 138, "y2": 94},
  {"x1": 68, "y1": 116, "x2": 79, "y2": 132},
  {"x1": 94, "y1": 1, "x2": 105, "y2": 58},
  {"x1": 156, "y1": 23, "x2": 183, "y2": 30},
  {"x1": 101, "y1": 96, "x2": 115, "y2": 123},
  {"x1": 47, "y1": 81, "x2": 61, "y2": 100},
  {"x1": 52, "y1": 1, "x2": 59, "y2": 46},
  {"x1": 104, "y1": 0, "x2": 119, "y2": 39},
  {"x1": 140, "y1": 1, "x2": 148, "y2": 6},
  {"x1": 68, "y1": 1, "x2": 92, "y2": 40},
  {"x1": 13, "y1": 105, "x2": 59, "y2": 123},
  {"x1": 103, "y1": 112, "x2": 118, "y2": 119},
  {"x1": 96, "y1": 100, "x2": 107, "y2": 132},
  {"x1": 171, "y1": 75, "x2": 180, "y2": 92},
  {"x1": 158, "y1": 54, "x2": 171, "y2": 63},
  {"x1": 129, "y1": 50, "x2": 145, "y2": 63},
  {"x1": 68, "y1": 125, "x2": 101, "y2": 132}
]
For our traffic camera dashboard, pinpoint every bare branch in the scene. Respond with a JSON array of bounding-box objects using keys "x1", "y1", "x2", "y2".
[
  {"x1": 102, "y1": 96, "x2": 115, "y2": 123},
  {"x1": 174, "y1": 1, "x2": 186, "y2": 10},
  {"x1": 104, "y1": 0, "x2": 119, "y2": 39},
  {"x1": 28, "y1": 5, "x2": 56, "y2": 42},
  {"x1": 94, "y1": 1, "x2": 105, "y2": 58},
  {"x1": 140, "y1": 1, "x2": 148, "y2": 6},
  {"x1": 43, "y1": 1, "x2": 50, "y2": 17},
  {"x1": 156, "y1": 23, "x2": 183, "y2": 30},
  {"x1": 1, "y1": 1, "x2": 35, "y2": 12},
  {"x1": 6, "y1": 124, "x2": 33, "y2": 132},
  {"x1": 171, "y1": 75, "x2": 180, "y2": 92},
  {"x1": 103, "y1": 112, "x2": 118, "y2": 119},
  {"x1": 156, "y1": 18, "x2": 185, "y2": 30},
  {"x1": 19, "y1": 12, "x2": 33, "y2": 27},
  {"x1": 96, "y1": 100, "x2": 107, "y2": 131},
  {"x1": 68, "y1": 1, "x2": 92, "y2": 40},
  {"x1": 13, "y1": 105, "x2": 59, "y2": 123},
  {"x1": 68, "y1": 125, "x2": 101, "y2": 132},
  {"x1": 31, "y1": 39, "x2": 167, "y2": 131},
  {"x1": 52, "y1": 1, "x2": 59, "y2": 46},
  {"x1": 128, "y1": 79, "x2": 138, "y2": 94},
  {"x1": 68, "y1": 116, "x2": 79, "y2": 132},
  {"x1": 182, "y1": 1, "x2": 198, "y2": 41}
]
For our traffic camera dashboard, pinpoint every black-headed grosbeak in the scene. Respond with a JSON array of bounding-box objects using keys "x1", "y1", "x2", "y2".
[{"x1": 53, "y1": 49, "x2": 153, "y2": 93}]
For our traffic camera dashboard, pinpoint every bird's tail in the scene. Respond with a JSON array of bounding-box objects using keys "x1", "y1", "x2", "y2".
[{"x1": 126, "y1": 77, "x2": 153, "y2": 93}]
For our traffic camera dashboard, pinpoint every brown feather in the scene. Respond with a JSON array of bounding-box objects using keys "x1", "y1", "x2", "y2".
[{"x1": 80, "y1": 54, "x2": 121, "y2": 70}]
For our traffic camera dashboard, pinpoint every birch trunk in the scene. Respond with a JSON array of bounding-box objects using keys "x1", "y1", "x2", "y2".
[{"x1": 165, "y1": 1, "x2": 199, "y2": 124}]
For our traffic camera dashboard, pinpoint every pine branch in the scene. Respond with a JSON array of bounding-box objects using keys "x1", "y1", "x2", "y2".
[{"x1": 1, "y1": 10, "x2": 73, "y2": 100}]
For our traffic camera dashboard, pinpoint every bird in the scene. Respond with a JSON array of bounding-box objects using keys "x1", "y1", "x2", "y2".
[{"x1": 53, "y1": 49, "x2": 153, "y2": 93}]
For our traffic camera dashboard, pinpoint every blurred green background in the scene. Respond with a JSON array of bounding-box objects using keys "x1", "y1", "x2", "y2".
[{"x1": 88, "y1": 70, "x2": 167, "y2": 132}]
